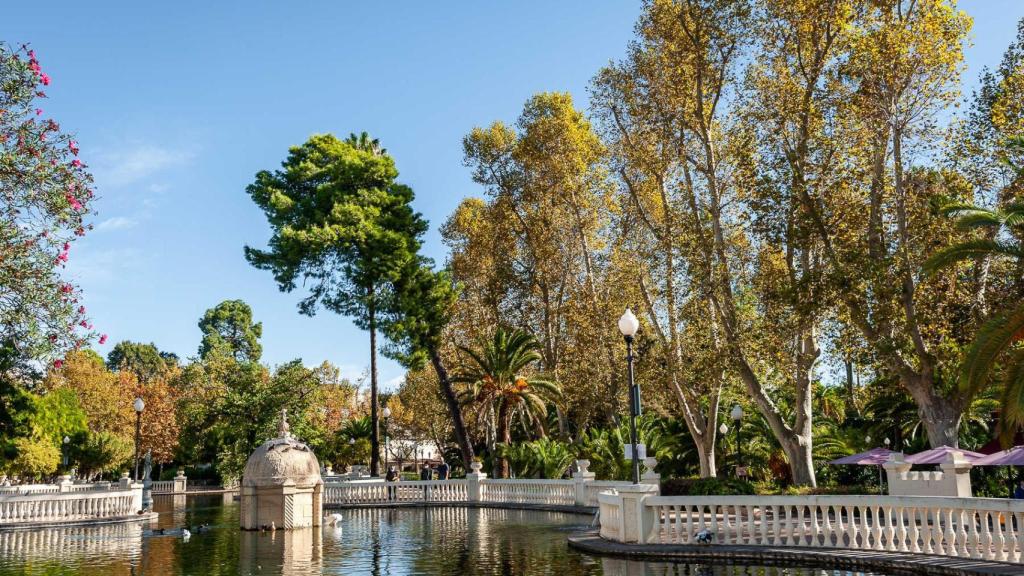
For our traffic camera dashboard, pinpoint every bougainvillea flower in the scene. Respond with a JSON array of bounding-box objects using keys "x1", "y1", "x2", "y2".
[{"x1": 99, "y1": 334, "x2": 108, "y2": 345}]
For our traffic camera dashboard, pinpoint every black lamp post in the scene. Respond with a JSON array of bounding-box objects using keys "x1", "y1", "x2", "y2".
[
  {"x1": 618, "y1": 309, "x2": 641, "y2": 484},
  {"x1": 133, "y1": 397, "x2": 144, "y2": 481},
  {"x1": 731, "y1": 405, "x2": 744, "y2": 477},
  {"x1": 62, "y1": 435, "x2": 70, "y2": 472}
]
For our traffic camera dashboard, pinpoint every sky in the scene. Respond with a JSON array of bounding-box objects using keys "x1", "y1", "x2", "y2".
[{"x1": 3, "y1": 1, "x2": 1023, "y2": 391}]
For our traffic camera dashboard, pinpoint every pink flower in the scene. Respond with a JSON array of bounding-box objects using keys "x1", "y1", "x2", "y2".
[
  {"x1": 39, "y1": 73, "x2": 50, "y2": 86},
  {"x1": 70, "y1": 158, "x2": 82, "y2": 168},
  {"x1": 77, "y1": 305, "x2": 86, "y2": 314},
  {"x1": 78, "y1": 320, "x2": 87, "y2": 328},
  {"x1": 60, "y1": 284, "x2": 73, "y2": 294},
  {"x1": 69, "y1": 140, "x2": 79, "y2": 155},
  {"x1": 99, "y1": 334, "x2": 108, "y2": 345},
  {"x1": 53, "y1": 359, "x2": 63, "y2": 369},
  {"x1": 35, "y1": 108, "x2": 42, "y2": 116},
  {"x1": 48, "y1": 334, "x2": 57, "y2": 343},
  {"x1": 63, "y1": 242, "x2": 70, "y2": 251}
]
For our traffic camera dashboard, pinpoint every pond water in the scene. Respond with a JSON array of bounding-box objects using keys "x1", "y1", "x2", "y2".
[{"x1": 0, "y1": 494, "x2": 897, "y2": 576}]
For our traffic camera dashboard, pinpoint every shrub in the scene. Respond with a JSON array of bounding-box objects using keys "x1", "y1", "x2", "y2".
[{"x1": 661, "y1": 476, "x2": 756, "y2": 496}]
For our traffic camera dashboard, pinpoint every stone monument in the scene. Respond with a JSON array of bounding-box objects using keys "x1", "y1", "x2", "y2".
[{"x1": 240, "y1": 409, "x2": 323, "y2": 530}]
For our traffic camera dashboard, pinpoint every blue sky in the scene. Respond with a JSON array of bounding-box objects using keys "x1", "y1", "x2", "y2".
[{"x1": 3, "y1": 1, "x2": 1022, "y2": 390}]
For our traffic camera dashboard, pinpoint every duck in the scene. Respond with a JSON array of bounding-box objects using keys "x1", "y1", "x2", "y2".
[
  {"x1": 182, "y1": 529, "x2": 191, "y2": 541},
  {"x1": 324, "y1": 513, "x2": 343, "y2": 527}
]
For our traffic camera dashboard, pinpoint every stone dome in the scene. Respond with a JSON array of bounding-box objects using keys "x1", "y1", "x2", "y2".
[{"x1": 242, "y1": 410, "x2": 322, "y2": 488}]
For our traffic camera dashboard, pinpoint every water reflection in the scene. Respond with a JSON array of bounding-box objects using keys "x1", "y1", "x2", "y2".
[{"x1": 0, "y1": 495, "x2": 896, "y2": 576}]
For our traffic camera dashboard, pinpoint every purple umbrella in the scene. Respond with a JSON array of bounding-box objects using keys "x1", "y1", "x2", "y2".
[
  {"x1": 905, "y1": 445, "x2": 985, "y2": 465},
  {"x1": 975, "y1": 446, "x2": 1024, "y2": 466},
  {"x1": 828, "y1": 447, "x2": 896, "y2": 466}
]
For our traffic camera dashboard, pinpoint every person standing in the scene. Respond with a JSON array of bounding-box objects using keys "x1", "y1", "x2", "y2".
[
  {"x1": 436, "y1": 459, "x2": 450, "y2": 481},
  {"x1": 385, "y1": 466, "x2": 399, "y2": 501},
  {"x1": 419, "y1": 464, "x2": 433, "y2": 502}
]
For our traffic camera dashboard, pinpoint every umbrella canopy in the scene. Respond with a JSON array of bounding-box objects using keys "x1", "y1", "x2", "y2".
[
  {"x1": 829, "y1": 447, "x2": 896, "y2": 466},
  {"x1": 904, "y1": 445, "x2": 985, "y2": 465},
  {"x1": 975, "y1": 446, "x2": 1024, "y2": 466}
]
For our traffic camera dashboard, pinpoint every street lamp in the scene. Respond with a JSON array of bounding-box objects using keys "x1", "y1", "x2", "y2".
[
  {"x1": 133, "y1": 397, "x2": 145, "y2": 481},
  {"x1": 731, "y1": 405, "x2": 744, "y2": 478},
  {"x1": 382, "y1": 407, "x2": 392, "y2": 471},
  {"x1": 618, "y1": 308, "x2": 641, "y2": 484},
  {"x1": 62, "y1": 435, "x2": 70, "y2": 472}
]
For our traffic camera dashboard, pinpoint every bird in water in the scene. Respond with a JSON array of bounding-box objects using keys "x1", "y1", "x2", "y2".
[
  {"x1": 324, "y1": 513, "x2": 343, "y2": 527},
  {"x1": 182, "y1": 529, "x2": 191, "y2": 541}
]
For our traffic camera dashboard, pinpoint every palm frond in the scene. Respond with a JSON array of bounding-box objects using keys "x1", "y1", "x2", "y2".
[{"x1": 961, "y1": 304, "x2": 1024, "y2": 399}]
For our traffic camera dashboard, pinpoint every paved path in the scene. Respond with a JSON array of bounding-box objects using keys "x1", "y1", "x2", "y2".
[{"x1": 568, "y1": 531, "x2": 1024, "y2": 576}]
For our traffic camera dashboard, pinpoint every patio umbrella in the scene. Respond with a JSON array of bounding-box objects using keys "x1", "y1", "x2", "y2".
[
  {"x1": 975, "y1": 446, "x2": 1024, "y2": 466},
  {"x1": 828, "y1": 447, "x2": 896, "y2": 466},
  {"x1": 904, "y1": 445, "x2": 985, "y2": 465}
]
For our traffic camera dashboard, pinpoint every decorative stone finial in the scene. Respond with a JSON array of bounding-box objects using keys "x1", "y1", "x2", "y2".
[{"x1": 279, "y1": 408, "x2": 291, "y2": 438}]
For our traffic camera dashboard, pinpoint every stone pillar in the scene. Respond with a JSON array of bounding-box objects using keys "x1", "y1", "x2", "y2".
[
  {"x1": 939, "y1": 452, "x2": 973, "y2": 497},
  {"x1": 617, "y1": 484, "x2": 660, "y2": 543},
  {"x1": 174, "y1": 469, "x2": 187, "y2": 494},
  {"x1": 58, "y1": 475, "x2": 73, "y2": 493},
  {"x1": 883, "y1": 453, "x2": 911, "y2": 495},
  {"x1": 573, "y1": 460, "x2": 596, "y2": 507},
  {"x1": 466, "y1": 461, "x2": 486, "y2": 502}
]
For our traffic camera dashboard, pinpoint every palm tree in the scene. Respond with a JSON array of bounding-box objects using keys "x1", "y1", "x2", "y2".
[
  {"x1": 456, "y1": 328, "x2": 561, "y2": 478},
  {"x1": 345, "y1": 131, "x2": 386, "y2": 156},
  {"x1": 924, "y1": 199, "x2": 1024, "y2": 438}
]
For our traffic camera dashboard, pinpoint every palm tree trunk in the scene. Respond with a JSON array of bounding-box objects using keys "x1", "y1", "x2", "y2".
[{"x1": 496, "y1": 403, "x2": 511, "y2": 478}]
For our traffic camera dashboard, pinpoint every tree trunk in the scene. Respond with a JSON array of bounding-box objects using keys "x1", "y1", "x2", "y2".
[
  {"x1": 496, "y1": 403, "x2": 511, "y2": 478},
  {"x1": 429, "y1": 347, "x2": 475, "y2": 469},
  {"x1": 781, "y1": 435, "x2": 816, "y2": 487},
  {"x1": 369, "y1": 288, "x2": 380, "y2": 477},
  {"x1": 695, "y1": 427, "x2": 718, "y2": 478}
]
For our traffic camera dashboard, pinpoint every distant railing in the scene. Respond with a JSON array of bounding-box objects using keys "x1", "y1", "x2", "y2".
[
  {"x1": 597, "y1": 493, "x2": 1024, "y2": 564},
  {"x1": 149, "y1": 471, "x2": 187, "y2": 495},
  {"x1": 322, "y1": 460, "x2": 644, "y2": 509},
  {"x1": 0, "y1": 475, "x2": 144, "y2": 527}
]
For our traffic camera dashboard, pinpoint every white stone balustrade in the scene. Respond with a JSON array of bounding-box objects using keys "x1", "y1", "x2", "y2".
[
  {"x1": 596, "y1": 493, "x2": 1024, "y2": 564},
  {"x1": 321, "y1": 459, "x2": 639, "y2": 508},
  {"x1": 0, "y1": 484, "x2": 143, "y2": 526},
  {"x1": 150, "y1": 470, "x2": 187, "y2": 495},
  {"x1": 884, "y1": 452, "x2": 973, "y2": 497}
]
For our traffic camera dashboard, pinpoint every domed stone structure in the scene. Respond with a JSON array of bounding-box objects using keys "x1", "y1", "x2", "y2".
[{"x1": 240, "y1": 409, "x2": 323, "y2": 530}]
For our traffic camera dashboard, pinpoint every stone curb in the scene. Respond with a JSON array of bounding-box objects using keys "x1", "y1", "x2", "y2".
[
  {"x1": 0, "y1": 511, "x2": 159, "y2": 532},
  {"x1": 567, "y1": 531, "x2": 1024, "y2": 576}
]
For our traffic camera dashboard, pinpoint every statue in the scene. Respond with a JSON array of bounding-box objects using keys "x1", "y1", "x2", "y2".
[
  {"x1": 142, "y1": 450, "x2": 154, "y2": 510},
  {"x1": 279, "y1": 408, "x2": 291, "y2": 438}
]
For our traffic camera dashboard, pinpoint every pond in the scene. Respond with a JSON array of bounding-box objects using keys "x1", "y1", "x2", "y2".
[{"x1": 0, "y1": 494, "x2": 898, "y2": 576}]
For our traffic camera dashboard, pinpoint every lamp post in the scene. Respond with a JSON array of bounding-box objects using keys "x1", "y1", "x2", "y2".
[
  {"x1": 382, "y1": 407, "x2": 392, "y2": 471},
  {"x1": 618, "y1": 309, "x2": 641, "y2": 484},
  {"x1": 730, "y1": 405, "x2": 744, "y2": 477},
  {"x1": 133, "y1": 397, "x2": 145, "y2": 481},
  {"x1": 62, "y1": 435, "x2": 70, "y2": 472}
]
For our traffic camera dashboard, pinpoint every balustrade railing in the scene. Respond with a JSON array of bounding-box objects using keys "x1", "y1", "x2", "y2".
[
  {"x1": 321, "y1": 460, "x2": 637, "y2": 509},
  {"x1": 0, "y1": 489, "x2": 141, "y2": 525},
  {"x1": 598, "y1": 493, "x2": 1024, "y2": 564}
]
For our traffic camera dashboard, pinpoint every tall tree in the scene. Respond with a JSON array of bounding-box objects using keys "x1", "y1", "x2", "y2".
[
  {"x1": 198, "y1": 299, "x2": 263, "y2": 363},
  {"x1": 106, "y1": 341, "x2": 172, "y2": 383},
  {"x1": 245, "y1": 133, "x2": 427, "y2": 476},
  {"x1": 383, "y1": 260, "x2": 476, "y2": 469}
]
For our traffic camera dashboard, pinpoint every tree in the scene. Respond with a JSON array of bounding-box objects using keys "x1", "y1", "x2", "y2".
[
  {"x1": 198, "y1": 299, "x2": 263, "y2": 362},
  {"x1": 0, "y1": 44, "x2": 98, "y2": 369},
  {"x1": 245, "y1": 133, "x2": 427, "y2": 477},
  {"x1": 9, "y1": 436, "x2": 59, "y2": 479},
  {"x1": 106, "y1": 341, "x2": 172, "y2": 382},
  {"x1": 383, "y1": 261, "x2": 476, "y2": 469},
  {"x1": 455, "y1": 328, "x2": 561, "y2": 478}
]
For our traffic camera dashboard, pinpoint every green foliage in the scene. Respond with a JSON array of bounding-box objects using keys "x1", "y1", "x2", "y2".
[
  {"x1": 661, "y1": 477, "x2": 756, "y2": 497},
  {"x1": 9, "y1": 436, "x2": 60, "y2": 479},
  {"x1": 106, "y1": 341, "x2": 172, "y2": 382},
  {"x1": 244, "y1": 132, "x2": 427, "y2": 322},
  {"x1": 498, "y1": 437, "x2": 575, "y2": 479},
  {"x1": 198, "y1": 299, "x2": 263, "y2": 362},
  {"x1": 29, "y1": 388, "x2": 87, "y2": 445},
  {"x1": 69, "y1": 431, "x2": 133, "y2": 478}
]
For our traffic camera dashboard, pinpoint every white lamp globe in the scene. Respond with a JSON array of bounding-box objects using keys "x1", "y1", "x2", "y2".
[
  {"x1": 133, "y1": 397, "x2": 145, "y2": 413},
  {"x1": 730, "y1": 405, "x2": 743, "y2": 422},
  {"x1": 719, "y1": 423, "x2": 729, "y2": 435},
  {"x1": 382, "y1": 407, "x2": 391, "y2": 419},
  {"x1": 618, "y1": 309, "x2": 640, "y2": 337}
]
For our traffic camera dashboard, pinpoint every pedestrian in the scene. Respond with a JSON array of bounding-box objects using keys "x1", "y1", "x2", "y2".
[
  {"x1": 385, "y1": 466, "x2": 399, "y2": 501},
  {"x1": 1014, "y1": 480, "x2": 1024, "y2": 500},
  {"x1": 436, "y1": 459, "x2": 450, "y2": 481},
  {"x1": 420, "y1": 463, "x2": 432, "y2": 502}
]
